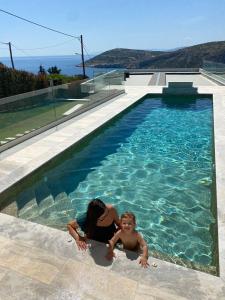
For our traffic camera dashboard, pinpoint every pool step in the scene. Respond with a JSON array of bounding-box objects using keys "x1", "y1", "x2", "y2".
[
  {"x1": 34, "y1": 181, "x2": 55, "y2": 213},
  {"x1": 17, "y1": 182, "x2": 54, "y2": 220},
  {"x1": 148, "y1": 72, "x2": 159, "y2": 85},
  {"x1": 28, "y1": 213, "x2": 73, "y2": 230},
  {"x1": 148, "y1": 72, "x2": 166, "y2": 86},
  {"x1": 45, "y1": 178, "x2": 68, "y2": 202},
  {"x1": 16, "y1": 175, "x2": 74, "y2": 223},
  {"x1": 41, "y1": 197, "x2": 75, "y2": 219},
  {"x1": 28, "y1": 197, "x2": 75, "y2": 230},
  {"x1": 16, "y1": 176, "x2": 73, "y2": 227},
  {"x1": 1, "y1": 199, "x2": 18, "y2": 217},
  {"x1": 16, "y1": 187, "x2": 37, "y2": 210},
  {"x1": 18, "y1": 198, "x2": 39, "y2": 220}
]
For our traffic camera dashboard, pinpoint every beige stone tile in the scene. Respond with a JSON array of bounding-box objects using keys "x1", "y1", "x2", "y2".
[
  {"x1": 0, "y1": 171, "x2": 8, "y2": 178},
  {"x1": 0, "y1": 238, "x2": 31, "y2": 254},
  {"x1": 0, "y1": 270, "x2": 54, "y2": 299},
  {"x1": 78, "y1": 293, "x2": 101, "y2": 300},
  {"x1": 18, "y1": 260, "x2": 60, "y2": 285},
  {"x1": 135, "y1": 283, "x2": 187, "y2": 300},
  {"x1": 2, "y1": 155, "x2": 30, "y2": 164},
  {"x1": 26, "y1": 245, "x2": 67, "y2": 269},
  {"x1": 0, "y1": 266, "x2": 8, "y2": 282},
  {"x1": 0, "y1": 240, "x2": 66, "y2": 284},
  {"x1": 0, "y1": 291, "x2": 16, "y2": 300},
  {"x1": 51, "y1": 258, "x2": 84, "y2": 297},
  {"x1": 53, "y1": 258, "x2": 137, "y2": 300},
  {"x1": 0, "y1": 247, "x2": 29, "y2": 271},
  {"x1": 0, "y1": 235, "x2": 11, "y2": 248},
  {"x1": 134, "y1": 293, "x2": 155, "y2": 300}
]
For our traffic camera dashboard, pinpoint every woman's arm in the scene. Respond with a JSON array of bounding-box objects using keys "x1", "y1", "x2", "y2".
[
  {"x1": 67, "y1": 220, "x2": 87, "y2": 251},
  {"x1": 110, "y1": 206, "x2": 120, "y2": 227},
  {"x1": 137, "y1": 233, "x2": 149, "y2": 268}
]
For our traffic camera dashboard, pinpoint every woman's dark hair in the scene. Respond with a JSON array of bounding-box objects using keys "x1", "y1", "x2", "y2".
[{"x1": 85, "y1": 198, "x2": 106, "y2": 237}]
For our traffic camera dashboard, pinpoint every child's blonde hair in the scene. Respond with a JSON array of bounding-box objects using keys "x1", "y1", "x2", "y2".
[{"x1": 120, "y1": 212, "x2": 136, "y2": 223}]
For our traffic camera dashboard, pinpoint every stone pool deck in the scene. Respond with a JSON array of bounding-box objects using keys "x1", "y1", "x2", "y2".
[
  {"x1": 0, "y1": 212, "x2": 224, "y2": 300},
  {"x1": 0, "y1": 79, "x2": 225, "y2": 299}
]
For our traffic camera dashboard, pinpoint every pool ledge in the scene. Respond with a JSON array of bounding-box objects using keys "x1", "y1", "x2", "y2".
[
  {"x1": 0, "y1": 212, "x2": 224, "y2": 300},
  {"x1": 0, "y1": 84, "x2": 225, "y2": 298}
]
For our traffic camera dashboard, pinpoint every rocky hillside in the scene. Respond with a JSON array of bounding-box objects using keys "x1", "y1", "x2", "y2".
[
  {"x1": 85, "y1": 41, "x2": 225, "y2": 68},
  {"x1": 85, "y1": 48, "x2": 166, "y2": 68}
]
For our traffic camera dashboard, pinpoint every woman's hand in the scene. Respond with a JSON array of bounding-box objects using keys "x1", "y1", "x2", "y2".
[
  {"x1": 139, "y1": 256, "x2": 149, "y2": 268},
  {"x1": 76, "y1": 238, "x2": 88, "y2": 251},
  {"x1": 67, "y1": 220, "x2": 88, "y2": 251}
]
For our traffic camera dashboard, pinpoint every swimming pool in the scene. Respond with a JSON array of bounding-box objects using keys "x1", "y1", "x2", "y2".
[{"x1": 2, "y1": 94, "x2": 218, "y2": 274}]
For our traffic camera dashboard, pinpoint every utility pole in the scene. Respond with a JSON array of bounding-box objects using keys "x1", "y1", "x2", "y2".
[
  {"x1": 80, "y1": 34, "x2": 86, "y2": 78},
  {"x1": 8, "y1": 42, "x2": 15, "y2": 69}
]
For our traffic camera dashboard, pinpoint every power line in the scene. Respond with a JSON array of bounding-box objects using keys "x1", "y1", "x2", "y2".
[
  {"x1": 0, "y1": 8, "x2": 80, "y2": 39},
  {"x1": 11, "y1": 44, "x2": 45, "y2": 69},
  {"x1": 83, "y1": 43, "x2": 92, "y2": 59},
  {"x1": 0, "y1": 9, "x2": 87, "y2": 78},
  {"x1": 11, "y1": 39, "x2": 76, "y2": 51},
  {"x1": 11, "y1": 43, "x2": 44, "y2": 62}
]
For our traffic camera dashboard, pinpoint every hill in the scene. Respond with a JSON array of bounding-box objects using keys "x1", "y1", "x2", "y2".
[
  {"x1": 84, "y1": 48, "x2": 167, "y2": 68},
  {"x1": 85, "y1": 41, "x2": 225, "y2": 69}
]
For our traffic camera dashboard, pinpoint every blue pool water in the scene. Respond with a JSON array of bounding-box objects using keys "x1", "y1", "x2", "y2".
[{"x1": 7, "y1": 95, "x2": 217, "y2": 272}]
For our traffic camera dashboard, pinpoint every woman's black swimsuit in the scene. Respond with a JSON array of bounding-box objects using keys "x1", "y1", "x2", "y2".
[
  {"x1": 78, "y1": 214, "x2": 116, "y2": 243},
  {"x1": 91, "y1": 222, "x2": 117, "y2": 243}
]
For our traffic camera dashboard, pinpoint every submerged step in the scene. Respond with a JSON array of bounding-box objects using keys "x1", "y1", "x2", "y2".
[
  {"x1": 1, "y1": 201, "x2": 18, "y2": 217},
  {"x1": 35, "y1": 181, "x2": 55, "y2": 213},
  {"x1": 18, "y1": 198, "x2": 39, "y2": 219},
  {"x1": 17, "y1": 188, "x2": 39, "y2": 219},
  {"x1": 45, "y1": 178, "x2": 68, "y2": 202}
]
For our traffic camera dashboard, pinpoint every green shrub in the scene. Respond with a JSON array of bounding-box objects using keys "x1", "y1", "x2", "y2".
[
  {"x1": 47, "y1": 74, "x2": 88, "y2": 85},
  {"x1": 0, "y1": 63, "x2": 89, "y2": 98},
  {"x1": 0, "y1": 63, "x2": 48, "y2": 98}
]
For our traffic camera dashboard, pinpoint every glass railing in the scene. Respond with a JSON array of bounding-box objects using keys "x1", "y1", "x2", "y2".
[
  {"x1": 81, "y1": 69, "x2": 125, "y2": 100},
  {"x1": 0, "y1": 70, "x2": 125, "y2": 150},
  {"x1": 201, "y1": 60, "x2": 225, "y2": 84}
]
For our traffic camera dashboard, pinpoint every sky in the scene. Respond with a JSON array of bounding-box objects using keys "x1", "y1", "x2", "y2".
[{"x1": 0, "y1": 0, "x2": 225, "y2": 57}]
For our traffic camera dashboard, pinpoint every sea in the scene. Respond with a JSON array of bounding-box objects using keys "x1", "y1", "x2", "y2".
[{"x1": 0, "y1": 55, "x2": 114, "y2": 78}]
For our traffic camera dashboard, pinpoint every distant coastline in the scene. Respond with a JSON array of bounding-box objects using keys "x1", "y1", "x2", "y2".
[
  {"x1": 85, "y1": 42, "x2": 225, "y2": 69},
  {"x1": 0, "y1": 55, "x2": 114, "y2": 78}
]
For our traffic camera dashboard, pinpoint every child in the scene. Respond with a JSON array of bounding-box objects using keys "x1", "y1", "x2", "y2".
[{"x1": 106, "y1": 212, "x2": 149, "y2": 268}]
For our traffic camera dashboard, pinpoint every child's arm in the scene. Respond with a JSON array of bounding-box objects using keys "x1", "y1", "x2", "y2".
[
  {"x1": 67, "y1": 220, "x2": 87, "y2": 251},
  {"x1": 137, "y1": 233, "x2": 149, "y2": 268},
  {"x1": 106, "y1": 230, "x2": 121, "y2": 260}
]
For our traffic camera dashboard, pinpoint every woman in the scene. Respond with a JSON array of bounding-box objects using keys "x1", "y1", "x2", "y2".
[{"x1": 67, "y1": 198, "x2": 120, "y2": 250}]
